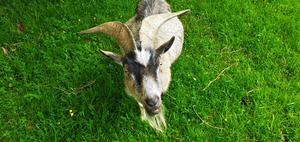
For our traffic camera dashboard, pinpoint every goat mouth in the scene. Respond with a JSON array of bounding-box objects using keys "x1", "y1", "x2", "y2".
[{"x1": 146, "y1": 107, "x2": 161, "y2": 116}]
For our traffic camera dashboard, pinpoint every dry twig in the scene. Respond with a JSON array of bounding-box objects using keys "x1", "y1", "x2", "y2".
[
  {"x1": 192, "y1": 106, "x2": 224, "y2": 130},
  {"x1": 202, "y1": 63, "x2": 238, "y2": 91},
  {"x1": 221, "y1": 48, "x2": 243, "y2": 56},
  {"x1": 2, "y1": 47, "x2": 8, "y2": 55},
  {"x1": 279, "y1": 128, "x2": 288, "y2": 142},
  {"x1": 72, "y1": 80, "x2": 96, "y2": 92},
  {"x1": 56, "y1": 80, "x2": 96, "y2": 95}
]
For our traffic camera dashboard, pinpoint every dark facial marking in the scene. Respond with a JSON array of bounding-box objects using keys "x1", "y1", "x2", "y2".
[
  {"x1": 122, "y1": 49, "x2": 160, "y2": 88},
  {"x1": 122, "y1": 51, "x2": 144, "y2": 87},
  {"x1": 136, "y1": 41, "x2": 142, "y2": 51},
  {"x1": 146, "y1": 50, "x2": 160, "y2": 79}
]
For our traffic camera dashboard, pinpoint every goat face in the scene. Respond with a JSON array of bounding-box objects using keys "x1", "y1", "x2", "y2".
[{"x1": 101, "y1": 37, "x2": 175, "y2": 115}]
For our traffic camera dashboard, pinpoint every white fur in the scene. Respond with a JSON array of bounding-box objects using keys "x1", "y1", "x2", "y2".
[
  {"x1": 139, "y1": 103, "x2": 166, "y2": 132},
  {"x1": 139, "y1": 10, "x2": 188, "y2": 63},
  {"x1": 143, "y1": 75, "x2": 160, "y2": 97},
  {"x1": 130, "y1": 74, "x2": 136, "y2": 81},
  {"x1": 158, "y1": 60, "x2": 171, "y2": 92},
  {"x1": 135, "y1": 49, "x2": 151, "y2": 66}
]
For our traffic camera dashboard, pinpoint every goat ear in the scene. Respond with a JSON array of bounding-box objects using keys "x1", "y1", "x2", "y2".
[
  {"x1": 100, "y1": 50, "x2": 122, "y2": 65},
  {"x1": 156, "y1": 36, "x2": 175, "y2": 55}
]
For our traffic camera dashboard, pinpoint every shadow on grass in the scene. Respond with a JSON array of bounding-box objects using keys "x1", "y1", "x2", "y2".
[{"x1": 60, "y1": 62, "x2": 142, "y2": 138}]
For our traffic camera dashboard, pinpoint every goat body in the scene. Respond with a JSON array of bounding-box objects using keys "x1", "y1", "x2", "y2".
[{"x1": 80, "y1": 0, "x2": 189, "y2": 132}]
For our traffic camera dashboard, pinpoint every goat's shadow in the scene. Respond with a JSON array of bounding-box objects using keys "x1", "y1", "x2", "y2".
[{"x1": 78, "y1": 60, "x2": 142, "y2": 133}]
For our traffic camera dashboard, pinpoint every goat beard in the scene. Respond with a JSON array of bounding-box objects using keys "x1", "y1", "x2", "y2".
[{"x1": 139, "y1": 103, "x2": 166, "y2": 132}]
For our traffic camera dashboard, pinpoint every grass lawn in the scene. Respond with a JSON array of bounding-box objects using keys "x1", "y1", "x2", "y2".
[{"x1": 1, "y1": 0, "x2": 300, "y2": 141}]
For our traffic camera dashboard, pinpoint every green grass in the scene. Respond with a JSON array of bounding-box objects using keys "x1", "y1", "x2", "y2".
[{"x1": 1, "y1": 0, "x2": 300, "y2": 141}]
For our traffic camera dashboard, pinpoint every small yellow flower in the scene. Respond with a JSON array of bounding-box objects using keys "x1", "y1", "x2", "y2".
[{"x1": 69, "y1": 109, "x2": 74, "y2": 117}]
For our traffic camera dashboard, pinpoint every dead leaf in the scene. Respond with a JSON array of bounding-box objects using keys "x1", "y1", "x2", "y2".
[
  {"x1": 83, "y1": 38, "x2": 92, "y2": 43},
  {"x1": 2, "y1": 47, "x2": 8, "y2": 55},
  {"x1": 17, "y1": 22, "x2": 25, "y2": 33}
]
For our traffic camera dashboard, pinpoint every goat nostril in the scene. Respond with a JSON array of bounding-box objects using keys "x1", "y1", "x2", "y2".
[{"x1": 146, "y1": 97, "x2": 159, "y2": 107}]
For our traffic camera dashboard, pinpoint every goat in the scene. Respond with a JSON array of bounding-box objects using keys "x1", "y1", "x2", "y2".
[{"x1": 79, "y1": 0, "x2": 189, "y2": 132}]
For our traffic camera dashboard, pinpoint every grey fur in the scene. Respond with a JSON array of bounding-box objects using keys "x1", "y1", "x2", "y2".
[
  {"x1": 126, "y1": 0, "x2": 170, "y2": 42},
  {"x1": 135, "y1": 0, "x2": 170, "y2": 21}
]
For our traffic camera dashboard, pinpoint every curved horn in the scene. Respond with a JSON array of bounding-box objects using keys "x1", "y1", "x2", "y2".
[
  {"x1": 79, "y1": 22, "x2": 136, "y2": 54},
  {"x1": 139, "y1": 9, "x2": 190, "y2": 48}
]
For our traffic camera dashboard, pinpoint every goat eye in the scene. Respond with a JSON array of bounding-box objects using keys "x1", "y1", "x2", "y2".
[
  {"x1": 124, "y1": 66, "x2": 129, "y2": 73},
  {"x1": 158, "y1": 60, "x2": 162, "y2": 66}
]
